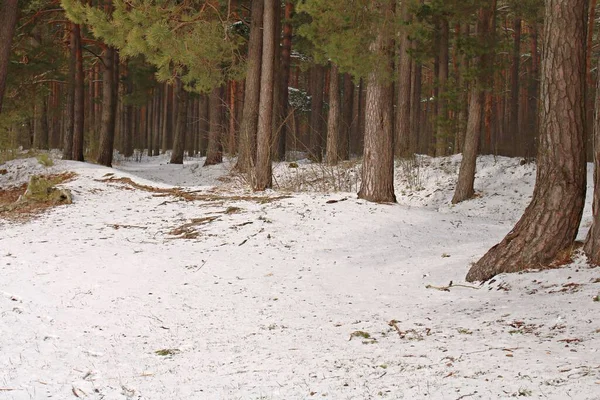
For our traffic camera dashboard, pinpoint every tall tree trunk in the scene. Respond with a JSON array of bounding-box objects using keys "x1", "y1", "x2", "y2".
[
  {"x1": 395, "y1": 0, "x2": 412, "y2": 158},
  {"x1": 72, "y1": 24, "x2": 85, "y2": 161},
  {"x1": 0, "y1": 0, "x2": 18, "y2": 114},
  {"x1": 123, "y1": 68, "x2": 134, "y2": 157},
  {"x1": 510, "y1": 17, "x2": 522, "y2": 156},
  {"x1": 584, "y1": 55, "x2": 600, "y2": 263},
  {"x1": 236, "y1": 0, "x2": 264, "y2": 172},
  {"x1": 410, "y1": 61, "x2": 422, "y2": 154},
  {"x1": 33, "y1": 91, "x2": 49, "y2": 149},
  {"x1": 254, "y1": 0, "x2": 276, "y2": 190},
  {"x1": 466, "y1": 0, "x2": 588, "y2": 282},
  {"x1": 357, "y1": 1, "x2": 396, "y2": 203},
  {"x1": 204, "y1": 86, "x2": 223, "y2": 166},
  {"x1": 63, "y1": 24, "x2": 76, "y2": 160},
  {"x1": 276, "y1": 1, "x2": 294, "y2": 161},
  {"x1": 309, "y1": 64, "x2": 326, "y2": 161},
  {"x1": 198, "y1": 94, "x2": 209, "y2": 156},
  {"x1": 340, "y1": 73, "x2": 354, "y2": 160},
  {"x1": 161, "y1": 83, "x2": 170, "y2": 153},
  {"x1": 452, "y1": 3, "x2": 495, "y2": 204},
  {"x1": 170, "y1": 77, "x2": 187, "y2": 164},
  {"x1": 435, "y1": 17, "x2": 449, "y2": 157},
  {"x1": 326, "y1": 64, "x2": 341, "y2": 165},
  {"x1": 97, "y1": 46, "x2": 118, "y2": 167}
]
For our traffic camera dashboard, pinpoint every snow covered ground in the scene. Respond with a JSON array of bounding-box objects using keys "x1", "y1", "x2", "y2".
[{"x1": 1, "y1": 153, "x2": 599, "y2": 400}]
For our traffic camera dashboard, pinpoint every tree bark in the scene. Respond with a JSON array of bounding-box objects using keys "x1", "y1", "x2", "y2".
[
  {"x1": 253, "y1": 0, "x2": 276, "y2": 190},
  {"x1": 275, "y1": 1, "x2": 294, "y2": 161},
  {"x1": 357, "y1": 1, "x2": 396, "y2": 203},
  {"x1": 170, "y1": 77, "x2": 187, "y2": 164},
  {"x1": 395, "y1": 0, "x2": 412, "y2": 158},
  {"x1": 309, "y1": 64, "x2": 326, "y2": 161},
  {"x1": 72, "y1": 24, "x2": 85, "y2": 161},
  {"x1": 198, "y1": 94, "x2": 209, "y2": 156},
  {"x1": 204, "y1": 86, "x2": 223, "y2": 166},
  {"x1": 435, "y1": 17, "x2": 449, "y2": 157},
  {"x1": 97, "y1": 46, "x2": 118, "y2": 167},
  {"x1": 326, "y1": 64, "x2": 341, "y2": 165},
  {"x1": 584, "y1": 56, "x2": 600, "y2": 263},
  {"x1": 452, "y1": 4, "x2": 494, "y2": 204},
  {"x1": 510, "y1": 17, "x2": 522, "y2": 156},
  {"x1": 0, "y1": 0, "x2": 18, "y2": 114},
  {"x1": 236, "y1": 0, "x2": 263, "y2": 173},
  {"x1": 466, "y1": 0, "x2": 588, "y2": 282},
  {"x1": 340, "y1": 73, "x2": 354, "y2": 160},
  {"x1": 33, "y1": 91, "x2": 49, "y2": 150},
  {"x1": 63, "y1": 24, "x2": 76, "y2": 160}
]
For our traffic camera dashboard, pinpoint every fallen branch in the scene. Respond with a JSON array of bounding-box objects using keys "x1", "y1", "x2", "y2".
[{"x1": 426, "y1": 281, "x2": 480, "y2": 291}]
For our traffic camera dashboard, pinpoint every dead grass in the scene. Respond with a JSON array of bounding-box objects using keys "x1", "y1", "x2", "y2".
[
  {"x1": 0, "y1": 172, "x2": 76, "y2": 221},
  {"x1": 98, "y1": 176, "x2": 290, "y2": 204},
  {"x1": 169, "y1": 216, "x2": 221, "y2": 239}
]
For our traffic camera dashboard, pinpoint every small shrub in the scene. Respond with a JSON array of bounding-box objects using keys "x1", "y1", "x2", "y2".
[{"x1": 36, "y1": 153, "x2": 54, "y2": 167}]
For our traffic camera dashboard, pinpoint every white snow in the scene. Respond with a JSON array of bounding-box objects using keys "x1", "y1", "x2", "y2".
[{"x1": 0, "y1": 153, "x2": 599, "y2": 400}]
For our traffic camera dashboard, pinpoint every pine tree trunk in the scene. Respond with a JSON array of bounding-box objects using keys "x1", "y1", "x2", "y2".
[
  {"x1": 326, "y1": 64, "x2": 341, "y2": 165},
  {"x1": 275, "y1": 1, "x2": 294, "y2": 161},
  {"x1": 161, "y1": 83, "x2": 170, "y2": 153},
  {"x1": 309, "y1": 65, "x2": 326, "y2": 161},
  {"x1": 253, "y1": 0, "x2": 276, "y2": 190},
  {"x1": 123, "y1": 69, "x2": 134, "y2": 158},
  {"x1": 33, "y1": 91, "x2": 49, "y2": 150},
  {"x1": 0, "y1": 0, "x2": 18, "y2": 114},
  {"x1": 357, "y1": 1, "x2": 396, "y2": 203},
  {"x1": 170, "y1": 77, "x2": 187, "y2": 164},
  {"x1": 72, "y1": 24, "x2": 85, "y2": 161},
  {"x1": 466, "y1": 0, "x2": 588, "y2": 282},
  {"x1": 452, "y1": 4, "x2": 494, "y2": 204},
  {"x1": 199, "y1": 94, "x2": 209, "y2": 156},
  {"x1": 63, "y1": 24, "x2": 76, "y2": 160},
  {"x1": 584, "y1": 56, "x2": 600, "y2": 263},
  {"x1": 435, "y1": 17, "x2": 449, "y2": 157},
  {"x1": 410, "y1": 61, "x2": 422, "y2": 154},
  {"x1": 395, "y1": 0, "x2": 412, "y2": 158},
  {"x1": 204, "y1": 86, "x2": 223, "y2": 166},
  {"x1": 510, "y1": 17, "x2": 522, "y2": 156},
  {"x1": 340, "y1": 73, "x2": 354, "y2": 160},
  {"x1": 236, "y1": 0, "x2": 263, "y2": 173},
  {"x1": 97, "y1": 46, "x2": 118, "y2": 167}
]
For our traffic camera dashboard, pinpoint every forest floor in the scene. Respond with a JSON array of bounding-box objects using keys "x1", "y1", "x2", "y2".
[{"x1": 1, "y1": 152, "x2": 599, "y2": 400}]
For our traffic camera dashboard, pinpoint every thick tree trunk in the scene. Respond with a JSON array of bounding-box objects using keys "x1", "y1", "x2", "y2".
[
  {"x1": 204, "y1": 86, "x2": 223, "y2": 166},
  {"x1": 253, "y1": 0, "x2": 276, "y2": 190},
  {"x1": 170, "y1": 77, "x2": 187, "y2": 164},
  {"x1": 72, "y1": 24, "x2": 85, "y2": 162},
  {"x1": 584, "y1": 57, "x2": 600, "y2": 263},
  {"x1": 0, "y1": 0, "x2": 18, "y2": 114},
  {"x1": 357, "y1": 1, "x2": 396, "y2": 203},
  {"x1": 309, "y1": 65, "x2": 326, "y2": 161},
  {"x1": 236, "y1": 0, "x2": 263, "y2": 173},
  {"x1": 97, "y1": 47, "x2": 118, "y2": 167},
  {"x1": 395, "y1": 0, "x2": 412, "y2": 158},
  {"x1": 466, "y1": 0, "x2": 588, "y2": 282},
  {"x1": 452, "y1": 4, "x2": 494, "y2": 204},
  {"x1": 326, "y1": 64, "x2": 341, "y2": 165}
]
